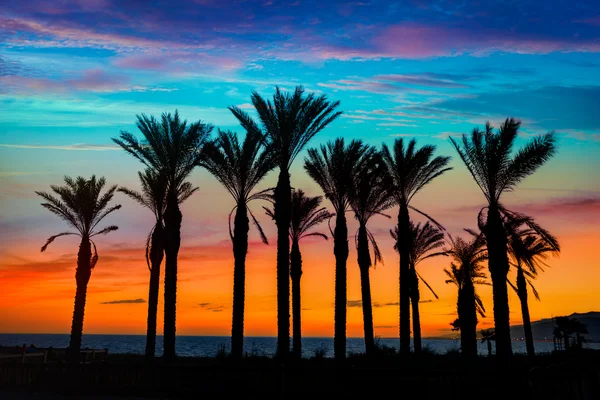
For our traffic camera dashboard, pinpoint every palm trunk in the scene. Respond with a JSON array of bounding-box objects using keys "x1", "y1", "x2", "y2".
[
  {"x1": 290, "y1": 240, "x2": 302, "y2": 358},
  {"x1": 485, "y1": 205, "x2": 512, "y2": 362},
  {"x1": 516, "y1": 267, "x2": 535, "y2": 357},
  {"x1": 231, "y1": 202, "x2": 249, "y2": 359},
  {"x1": 411, "y1": 273, "x2": 421, "y2": 354},
  {"x1": 145, "y1": 224, "x2": 164, "y2": 359},
  {"x1": 333, "y1": 211, "x2": 348, "y2": 361},
  {"x1": 487, "y1": 341, "x2": 492, "y2": 356},
  {"x1": 274, "y1": 169, "x2": 291, "y2": 360},
  {"x1": 163, "y1": 193, "x2": 182, "y2": 360},
  {"x1": 356, "y1": 224, "x2": 374, "y2": 356},
  {"x1": 398, "y1": 203, "x2": 411, "y2": 355},
  {"x1": 459, "y1": 281, "x2": 478, "y2": 358},
  {"x1": 69, "y1": 236, "x2": 92, "y2": 363}
]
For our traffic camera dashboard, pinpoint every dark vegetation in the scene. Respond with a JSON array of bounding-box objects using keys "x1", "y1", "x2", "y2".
[{"x1": 1, "y1": 350, "x2": 598, "y2": 399}]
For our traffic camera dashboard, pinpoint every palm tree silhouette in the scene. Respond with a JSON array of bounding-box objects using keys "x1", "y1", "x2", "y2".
[
  {"x1": 36, "y1": 176, "x2": 120, "y2": 362},
  {"x1": 304, "y1": 138, "x2": 372, "y2": 360},
  {"x1": 349, "y1": 152, "x2": 394, "y2": 356},
  {"x1": 118, "y1": 169, "x2": 198, "y2": 358},
  {"x1": 392, "y1": 221, "x2": 445, "y2": 354},
  {"x1": 449, "y1": 118, "x2": 556, "y2": 361},
  {"x1": 381, "y1": 138, "x2": 451, "y2": 354},
  {"x1": 112, "y1": 111, "x2": 212, "y2": 359},
  {"x1": 266, "y1": 189, "x2": 333, "y2": 358},
  {"x1": 480, "y1": 328, "x2": 496, "y2": 356},
  {"x1": 507, "y1": 221, "x2": 560, "y2": 357},
  {"x1": 199, "y1": 129, "x2": 274, "y2": 359},
  {"x1": 444, "y1": 233, "x2": 489, "y2": 357},
  {"x1": 230, "y1": 87, "x2": 341, "y2": 359}
]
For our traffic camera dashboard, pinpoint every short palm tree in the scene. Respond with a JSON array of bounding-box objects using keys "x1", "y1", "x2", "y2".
[
  {"x1": 113, "y1": 111, "x2": 212, "y2": 359},
  {"x1": 450, "y1": 118, "x2": 556, "y2": 361},
  {"x1": 480, "y1": 328, "x2": 496, "y2": 356},
  {"x1": 36, "y1": 176, "x2": 120, "y2": 362},
  {"x1": 507, "y1": 222, "x2": 560, "y2": 357},
  {"x1": 266, "y1": 189, "x2": 333, "y2": 358},
  {"x1": 230, "y1": 87, "x2": 341, "y2": 359},
  {"x1": 444, "y1": 233, "x2": 489, "y2": 357},
  {"x1": 199, "y1": 129, "x2": 274, "y2": 359},
  {"x1": 392, "y1": 221, "x2": 445, "y2": 354},
  {"x1": 304, "y1": 138, "x2": 373, "y2": 360},
  {"x1": 118, "y1": 169, "x2": 198, "y2": 358},
  {"x1": 381, "y1": 138, "x2": 451, "y2": 354},
  {"x1": 349, "y1": 153, "x2": 394, "y2": 356}
]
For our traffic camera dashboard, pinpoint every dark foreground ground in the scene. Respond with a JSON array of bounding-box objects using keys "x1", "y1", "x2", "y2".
[{"x1": 1, "y1": 350, "x2": 598, "y2": 399}]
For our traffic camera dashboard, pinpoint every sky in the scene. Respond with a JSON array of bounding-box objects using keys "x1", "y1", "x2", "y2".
[{"x1": 1, "y1": 0, "x2": 599, "y2": 339}]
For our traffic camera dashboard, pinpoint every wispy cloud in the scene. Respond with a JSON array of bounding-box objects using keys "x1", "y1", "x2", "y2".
[
  {"x1": 101, "y1": 298, "x2": 146, "y2": 304},
  {"x1": 198, "y1": 302, "x2": 226, "y2": 312}
]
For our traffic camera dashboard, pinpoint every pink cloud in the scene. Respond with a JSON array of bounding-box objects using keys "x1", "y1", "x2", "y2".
[
  {"x1": 372, "y1": 24, "x2": 600, "y2": 58},
  {"x1": 0, "y1": 17, "x2": 214, "y2": 51},
  {"x1": 113, "y1": 52, "x2": 242, "y2": 74},
  {"x1": 67, "y1": 68, "x2": 127, "y2": 91}
]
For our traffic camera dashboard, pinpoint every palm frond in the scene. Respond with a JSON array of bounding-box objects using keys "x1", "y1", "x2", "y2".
[
  {"x1": 249, "y1": 208, "x2": 269, "y2": 245},
  {"x1": 91, "y1": 225, "x2": 119, "y2": 237},
  {"x1": 40, "y1": 232, "x2": 79, "y2": 252}
]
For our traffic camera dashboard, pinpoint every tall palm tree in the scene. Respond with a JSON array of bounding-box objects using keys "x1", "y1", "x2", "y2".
[
  {"x1": 229, "y1": 86, "x2": 341, "y2": 359},
  {"x1": 449, "y1": 118, "x2": 556, "y2": 361},
  {"x1": 199, "y1": 129, "x2": 274, "y2": 359},
  {"x1": 36, "y1": 176, "x2": 120, "y2": 362},
  {"x1": 381, "y1": 138, "x2": 451, "y2": 354},
  {"x1": 113, "y1": 111, "x2": 212, "y2": 359},
  {"x1": 507, "y1": 223, "x2": 560, "y2": 357},
  {"x1": 266, "y1": 189, "x2": 333, "y2": 358},
  {"x1": 349, "y1": 153, "x2": 394, "y2": 356},
  {"x1": 118, "y1": 169, "x2": 198, "y2": 358},
  {"x1": 304, "y1": 138, "x2": 372, "y2": 360},
  {"x1": 444, "y1": 233, "x2": 489, "y2": 357},
  {"x1": 392, "y1": 221, "x2": 445, "y2": 354}
]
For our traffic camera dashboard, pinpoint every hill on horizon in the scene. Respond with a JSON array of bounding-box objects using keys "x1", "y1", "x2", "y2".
[{"x1": 428, "y1": 311, "x2": 600, "y2": 342}]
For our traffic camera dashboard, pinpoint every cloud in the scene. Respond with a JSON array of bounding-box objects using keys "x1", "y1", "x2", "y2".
[
  {"x1": 198, "y1": 302, "x2": 226, "y2": 312},
  {"x1": 0, "y1": 143, "x2": 120, "y2": 151},
  {"x1": 101, "y1": 298, "x2": 146, "y2": 304},
  {"x1": 373, "y1": 74, "x2": 469, "y2": 89},
  {"x1": 347, "y1": 300, "x2": 400, "y2": 308},
  {"x1": 373, "y1": 302, "x2": 399, "y2": 308},
  {"x1": 516, "y1": 197, "x2": 600, "y2": 215},
  {"x1": 347, "y1": 300, "x2": 363, "y2": 307},
  {"x1": 374, "y1": 325, "x2": 395, "y2": 329}
]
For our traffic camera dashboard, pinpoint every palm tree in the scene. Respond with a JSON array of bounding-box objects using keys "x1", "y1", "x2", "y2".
[
  {"x1": 266, "y1": 189, "x2": 333, "y2": 358},
  {"x1": 36, "y1": 176, "x2": 120, "y2": 362},
  {"x1": 507, "y1": 223, "x2": 560, "y2": 357},
  {"x1": 444, "y1": 233, "x2": 489, "y2": 357},
  {"x1": 450, "y1": 118, "x2": 556, "y2": 361},
  {"x1": 118, "y1": 169, "x2": 198, "y2": 358},
  {"x1": 381, "y1": 138, "x2": 451, "y2": 354},
  {"x1": 113, "y1": 111, "x2": 212, "y2": 359},
  {"x1": 392, "y1": 221, "x2": 445, "y2": 354},
  {"x1": 304, "y1": 138, "x2": 372, "y2": 360},
  {"x1": 480, "y1": 328, "x2": 496, "y2": 356},
  {"x1": 349, "y1": 153, "x2": 394, "y2": 356},
  {"x1": 229, "y1": 86, "x2": 341, "y2": 359},
  {"x1": 199, "y1": 129, "x2": 274, "y2": 359}
]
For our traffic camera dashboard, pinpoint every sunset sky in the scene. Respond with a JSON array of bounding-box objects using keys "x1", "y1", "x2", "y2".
[{"x1": 1, "y1": 0, "x2": 599, "y2": 339}]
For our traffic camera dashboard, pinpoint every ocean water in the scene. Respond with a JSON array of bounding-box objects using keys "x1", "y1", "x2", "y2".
[{"x1": 2, "y1": 334, "x2": 597, "y2": 358}]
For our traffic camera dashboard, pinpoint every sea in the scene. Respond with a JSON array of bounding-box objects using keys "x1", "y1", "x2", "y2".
[{"x1": 2, "y1": 334, "x2": 598, "y2": 358}]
